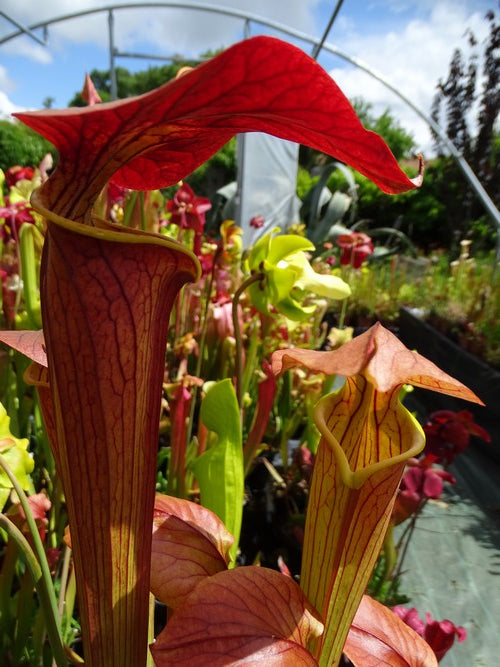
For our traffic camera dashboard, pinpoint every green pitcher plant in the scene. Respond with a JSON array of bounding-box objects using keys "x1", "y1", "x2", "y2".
[{"x1": 0, "y1": 35, "x2": 425, "y2": 665}]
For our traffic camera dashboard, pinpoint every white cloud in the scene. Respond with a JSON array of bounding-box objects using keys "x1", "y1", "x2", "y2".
[
  {"x1": 2, "y1": 37, "x2": 53, "y2": 63},
  {"x1": 0, "y1": 0, "x2": 494, "y2": 150},
  {"x1": 0, "y1": 91, "x2": 28, "y2": 118},
  {"x1": 0, "y1": 1, "x2": 321, "y2": 111},
  {"x1": 0, "y1": 64, "x2": 14, "y2": 93},
  {"x1": 0, "y1": 65, "x2": 21, "y2": 117},
  {"x1": 1, "y1": 1, "x2": 321, "y2": 56},
  {"x1": 327, "y1": 2, "x2": 491, "y2": 155}
]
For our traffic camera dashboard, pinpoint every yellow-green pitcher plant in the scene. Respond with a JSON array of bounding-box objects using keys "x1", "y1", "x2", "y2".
[{"x1": 271, "y1": 323, "x2": 482, "y2": 665}]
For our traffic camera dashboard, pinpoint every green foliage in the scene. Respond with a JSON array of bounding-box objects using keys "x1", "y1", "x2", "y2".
[
  {"x1": 185, "y1": 137, "x2": 237, "y2": 198},
  {"x1": 322, "y1": 156, "x2": 498, "y2": 253},
  {"x1": 430, "y1": 9, "x2": 500, "y2": 243},
  {"x1": 192, "y1": 379, "x2": 243, "y2": 566},
  {"x1": 68, "y1": 62, "x2": 198, "y2": 106},
  {"x1": 296, "y1": 166, "x2": 318, "y2": 199},
  {"x1": 352, "y1": 98, "x2": 416, "y2": 160},
  {"x1": 334, "y1": 246, "x2": 500, "y2": 367},
  {"x1": 0, "y1": 120, "x2": 55, "y2": 172},
  {"x1": 0, "y1": 402, "x2": 33, "y2": 511}
]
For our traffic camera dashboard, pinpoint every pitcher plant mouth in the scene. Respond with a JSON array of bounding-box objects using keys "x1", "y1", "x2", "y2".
[
  {"x1": 313, "y1": 379, "x2": 426, "y2": 490},
  {"x1": 30, "y1": 189, "x2": 201, "y2": 274}
]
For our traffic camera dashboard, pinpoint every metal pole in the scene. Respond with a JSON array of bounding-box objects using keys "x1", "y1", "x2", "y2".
[
  {"x1": 1, "y1": 2, "x2": 498, "y2": 253},
  {"x1": 0, "y1": 11, "x2": 46, "y2": 46},
  {"x1": 331, "y1": 50, "x2": 500, "y2": 259},
  {"x1": 108, "y1": 10, "x2": 117, "y2": 100},
  {"x1": 311, "y1": 0, "x2": 344, "y2": 60}
]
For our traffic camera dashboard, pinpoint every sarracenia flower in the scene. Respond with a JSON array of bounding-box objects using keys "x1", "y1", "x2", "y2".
[
  {"x1": 392, "y1": 606, "x2": 467, "y2": 662},
  {"x1": 392, "y1": 455, "x2": 456, "y2": 524},
  {"x1": 423, "y1": 409, "x2": 491, "y2": 463},
  {"x1": 337, "y1": 231, "x2": 374, "y2": 268},
  {"x1": 3, "y1": 36, "x2": 422, "y2": 665},
  {"x1": 272, "y1": 323, "x2": 481, "y2": 666}
]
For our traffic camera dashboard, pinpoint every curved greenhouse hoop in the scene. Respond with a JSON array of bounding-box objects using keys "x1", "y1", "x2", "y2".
[{"x1": 1, "y1": 1, "x2": 499, "y2": 257}]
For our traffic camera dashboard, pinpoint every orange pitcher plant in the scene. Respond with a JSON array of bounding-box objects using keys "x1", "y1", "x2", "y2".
[
  {"x1": 0, "y1": 36, "x2": 431, "y2": 665},
  {"x1": 271, "y1": 323, "x2": 482, "y2": 665}
]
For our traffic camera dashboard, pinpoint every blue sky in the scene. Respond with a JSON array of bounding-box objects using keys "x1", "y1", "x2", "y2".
[{"x1": 0, "y1": 0, "x2": 494, "y2": 154}]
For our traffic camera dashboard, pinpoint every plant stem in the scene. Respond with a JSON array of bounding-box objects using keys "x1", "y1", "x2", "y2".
[
  {"x1": 57, "y1": 546, "x2": 71, "y2": 622},
  {"x1": 387, "y1": 499, "x2": 428, "y2": 599},
  {"x1": 232, "y1": 272, "x2": 265, "y2": 407},
  {"x1": 0, "y1": 454, "x2": 66, "y2": 666},
  {"x1": 185, "y1": 247, "x2": 220, "y2": 449},
  {"x1": 337, "y1": 296, "x2": 348, "y2": 329},
  {"x1": 147, "y1": 593, "x2": 155, "y2": 667},
  {"x1": 0, "y1": 514, "x2": 67, "y2": 667},
  {"x1": 19, "y1": 223, "x2": 43, "y2": 328}
]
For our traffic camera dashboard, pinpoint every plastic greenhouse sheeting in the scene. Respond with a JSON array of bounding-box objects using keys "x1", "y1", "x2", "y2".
[{"x1": 236, "y1": 133, "x2": 301, "y2": 247}]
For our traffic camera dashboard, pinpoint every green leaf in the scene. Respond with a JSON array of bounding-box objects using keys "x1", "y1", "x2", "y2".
[
  {"x1": 247, "y1": 230, "x2": 274, "y2": 270},
  {"x1": 267, "y1": 234, "x2": 314, "y2": 264},
  {"x1": 191, "y1": 379, "x2": 243, "y2": 566},
  {"x1": 0, "y1": 402, "x2": 33, "y2": 510}
]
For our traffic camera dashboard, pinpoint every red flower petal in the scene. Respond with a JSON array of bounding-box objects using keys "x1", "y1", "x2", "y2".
[
  {"x1": 402, "y1": 467, "x2": 424, "y2": 493},
  {"x1": 421, "y1": 470, "x2": 444, "y2": 499},
  {"x1": 423, "y1": 614, "x2": 467, "y2": 661}
]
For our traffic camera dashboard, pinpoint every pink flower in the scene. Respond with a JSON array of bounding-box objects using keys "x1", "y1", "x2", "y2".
[
  {"x1": 166, "y1": 183, "x2": 211, "y2": 235},
  {"x1": 207, "y1": 300, "x2": 237, "y2": 340},
  {"x1": 0, "y1": 269, "x2": 18, "y2": 326},
  {"x1": 325, "y1": 254, "x2": 337, "y2": 266},
  {"x1": 424, "y1": 409, "x2": 490, "y2": 464},
  {"x1": 5, "y1": 166, "x2": 34, "y2": 188},
  {"x1": 392, "y1": 606, "x2": 466, "y2": 662},
  {"x1": 0, "y1": 200, "x2": 36, "y2": 241},
  {"x1": 392, "y1": 455, "x2": 455, "y2": 524},
  {"x1": 7, "y1": 492, "x2": 51, "y2": 544},
  {"x1": 336, "y1": 231, "x2": 374, "y2": 268},
  {"x1": 250, "y1": 214, "x2": 265, "y2": 229},
  {"x1": 392, "y1": 606, "x2": 426, "y2": 635},
  {"x1": 424, "y1": 613, "x2": 467, "y2": 661},
  {"x1": 166, "y1": 183, "x2": 212, "y2": 256}
]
